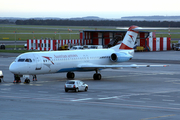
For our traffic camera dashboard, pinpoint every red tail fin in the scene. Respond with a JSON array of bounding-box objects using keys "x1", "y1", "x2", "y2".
[{"x1": 119, "y1": 25, "x2": 139, "y2": 49}]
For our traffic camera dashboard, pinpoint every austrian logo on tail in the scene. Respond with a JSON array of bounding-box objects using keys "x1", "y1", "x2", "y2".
[{"x1": 128, "y1": 34, "x2": 134, "y2": 42}]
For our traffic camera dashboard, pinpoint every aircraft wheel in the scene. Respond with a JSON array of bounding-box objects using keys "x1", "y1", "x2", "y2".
[
  {"x1": 93, "y1": 74, "x2": 98, "y2": 80},
  {"x1": 93, "y1": 73, "x2": 101, "y2": 80},
  {"x1": 67, "y1": 72, "x2": 75, "y2": 79},
  {"x1": 25, "y1": 79, "x2": 30, "y2": 84},
  {"x1": 97, "y1": 74, "x2": 101, "y2": 80},
  {"x1": 27, "y1": 79, "x2": 30, "y2": 83}
]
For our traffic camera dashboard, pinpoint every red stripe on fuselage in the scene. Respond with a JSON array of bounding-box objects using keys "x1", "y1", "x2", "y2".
[{"x1": 119, "y1": 43, "x2": 133, "y2": 49}]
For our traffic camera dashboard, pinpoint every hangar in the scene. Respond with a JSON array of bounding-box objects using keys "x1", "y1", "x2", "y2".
[
  {"x1": 80, "y1": 30, "x2": 149, "y2": 48},
  {"x1": 27, "y1": 30, "x2": 171, "y2": 51}
]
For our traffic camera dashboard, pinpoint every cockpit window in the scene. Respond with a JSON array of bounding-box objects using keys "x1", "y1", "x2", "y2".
[
  {"x1": 25, "y1": 59, "x2": 32, "y2": 62},
  {"x1": 18, "y1": 58, "x2": 32, "y2": 62},
  {"x1": 25, "y1": 59, "x2": 28, "y2": 62},
  {"x1": 18, "y1": 59, "x2": 25, "y2": 62}
]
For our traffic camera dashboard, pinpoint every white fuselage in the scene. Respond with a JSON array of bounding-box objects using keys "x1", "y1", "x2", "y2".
[{"x1": 9, "y1": 48, "x2": 133, "y2": 75}]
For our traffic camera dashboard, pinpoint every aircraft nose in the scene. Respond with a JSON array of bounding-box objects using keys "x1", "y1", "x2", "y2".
[{"x1": 9, "y1": 62, "x2": 19, "y2": 74}]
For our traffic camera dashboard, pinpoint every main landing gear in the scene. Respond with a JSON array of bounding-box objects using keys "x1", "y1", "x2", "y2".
[
  {"x1": 13, "y1": 74, "x2": 21, "y2": 83},
  {"x1": 67, "y1": 72, "x2": 75, "y2": 79},
  {"x1": 66, "y1": 70, "x2": 102, "y2": 80},
  {"x1": 33, "y1": 75, "x2": 37, "y2": 81},
  {"x1": 93, "y1": 69, "x2": 101, "y2": 80}
]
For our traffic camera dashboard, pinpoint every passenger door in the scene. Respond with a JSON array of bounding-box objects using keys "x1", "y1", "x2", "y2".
[{"x1": 34, "y1": 54, "x2": 42, "y2": 70}]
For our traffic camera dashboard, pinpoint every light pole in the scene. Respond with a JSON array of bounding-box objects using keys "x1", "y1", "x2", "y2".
[
  {"x1": 68, "y1": 29, "x2": 72, "y2": 39},
  {"x1": 32, "y1": 31, "x2": 34, "y2": 39},
  {"x1": 59, "y1": 31, "x2": 61, "y2": 40},
  {"x1": 14, "y1": 31, "x2": 16, "y2": 49}
]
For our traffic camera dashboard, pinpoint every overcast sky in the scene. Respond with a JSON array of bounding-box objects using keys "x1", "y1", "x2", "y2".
[{"x1": 1, "y1": 0, "x2": 180, "y2": 18}]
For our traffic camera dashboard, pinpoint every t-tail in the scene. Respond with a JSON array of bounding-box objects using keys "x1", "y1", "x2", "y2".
[
  {"x1": 110, "y1": 25, "x2": 139, "y2": 59},
  {"x1": 119, "y1": 25, "x2": 139, "y2": 50}
]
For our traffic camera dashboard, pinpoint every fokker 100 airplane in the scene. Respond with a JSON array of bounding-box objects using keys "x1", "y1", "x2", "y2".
[{"x1": 9, "y1": 25, "x2": 168, "y2": 83}]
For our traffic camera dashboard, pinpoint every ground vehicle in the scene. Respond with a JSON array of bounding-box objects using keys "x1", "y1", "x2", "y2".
[
  {"x1": 24, "y1": 44, "x2": 27, "y2": 48},
  {"x1": 61, "y1": 44, "x2": 69, "y2": 50},
  {"x1": 0, "y1": 70, "x2": 3, "y2": 82},
  {"x1": 64, "y1": 80, "x2": 88, "y2": 92},
  {"x1": 70, "y1": 46, "x2": 83, "y2": 50},
  {"x1": 83, "y1": 45, "x2": 103, "y2": 49},
  {"x1": 0, "y1": 44, "x2": 5, "y2": 49},
  {"x1": 83, "y1": 45, "x2": 91, "y2": 49},
  {"x1": 174, "y1": 43, "x2": 180, "y2": 51}
]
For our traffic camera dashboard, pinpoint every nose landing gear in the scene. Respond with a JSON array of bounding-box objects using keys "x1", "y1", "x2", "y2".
[
  {"x1": 24, "y1": 78, "x2": 30, "y2": 84},
  {"x1": 24, "y1": 75, "x2": 37, "y2": 83}
]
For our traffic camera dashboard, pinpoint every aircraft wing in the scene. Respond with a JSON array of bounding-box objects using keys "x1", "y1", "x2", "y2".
[{"x1": 77, "y1": 63, "x2": 168, "y2": 69}]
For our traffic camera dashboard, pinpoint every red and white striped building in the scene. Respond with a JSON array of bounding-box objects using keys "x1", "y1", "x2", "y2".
[
  {"x1": 27, "y1": 39, "x2": 91, "y2": 51},
  {"x1": 26, "y1": 31, "x2": 171, "y2": 51},
  {"x1": 146, "y1": 37, "x2": 171, "y2": 51},
  {"x1": 136, "y1": 32, "x2": 171, "y2": 51}
]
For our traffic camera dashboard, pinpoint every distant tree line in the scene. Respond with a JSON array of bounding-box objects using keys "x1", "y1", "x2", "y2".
[
  {"x1": 0, "y1": 20, "x2": 14, "y2": 24},
  {"x1": 15, "y1": 19, "x2": 180, "y2": 27}
]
